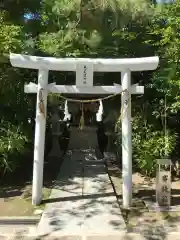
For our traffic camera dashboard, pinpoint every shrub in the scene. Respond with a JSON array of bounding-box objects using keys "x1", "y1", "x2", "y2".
[
  {"x1": 133, "y1": 129, "x2": 176, "y2": 176},
  {"x1": 115, "y1": 115, "x2": 176, "y2": 176},
  {"x1": 0, "y1": 121, "x2": 28, "y2": 175}
]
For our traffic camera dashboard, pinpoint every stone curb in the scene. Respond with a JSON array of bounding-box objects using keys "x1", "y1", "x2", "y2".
[
  {"x1": 1, "y1": 233, "x2": 180, "y2": 240},
  {"x1": 0, "y1": 233, "x2": 143, "y2": 239},
  {"x1": 0, "y1": 216, "x2": 40, "y2": 225}
]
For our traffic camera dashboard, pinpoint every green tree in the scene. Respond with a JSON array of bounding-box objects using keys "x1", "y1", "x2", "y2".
[{"x1": 1, "y1": 0, "x2": 180, "y2": 176}]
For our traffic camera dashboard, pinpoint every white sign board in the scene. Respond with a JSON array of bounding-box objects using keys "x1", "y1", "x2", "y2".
[{"x1": 76, "y1": 62, "x2": 94, "y2": 86}]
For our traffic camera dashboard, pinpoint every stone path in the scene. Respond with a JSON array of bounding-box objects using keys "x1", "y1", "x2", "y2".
[{"x1": 37, "y1": 149, "x2": 126, "y2": 238}]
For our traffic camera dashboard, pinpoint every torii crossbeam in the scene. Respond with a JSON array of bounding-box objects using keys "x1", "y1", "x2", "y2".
[{"x1": 10, "y1": 53, "x2": 159, "y2": 208}]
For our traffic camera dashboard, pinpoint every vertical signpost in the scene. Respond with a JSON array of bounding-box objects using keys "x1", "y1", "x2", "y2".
[{"x1": 156, "y1": 159, "x2": 171, "y2": 207}]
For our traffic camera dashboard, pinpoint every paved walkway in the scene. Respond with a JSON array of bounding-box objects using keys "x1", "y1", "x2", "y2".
[{"x1": 37, "y1": 149, "x2": 126, "y2": 238}]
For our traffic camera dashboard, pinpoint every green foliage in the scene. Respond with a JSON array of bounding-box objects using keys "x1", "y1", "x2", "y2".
[
  {"x1": 0, "y1": 8, "x2": 36, "y2": 176},
  {"x1": 114, "y1": 114, "x2": 176, "y2": 176},
  {"x1": 132, "y1": 116, "x2": 176, "y2": 176},
  {"x1": 134, "y1": 131, "x2": 175, "y2": 176},
  {"x1": 0, "y1": 121, "x2": 28, "y2": 174},
  {"x1": 1, "y1": 0, "x2": 180, "y2": 176}
]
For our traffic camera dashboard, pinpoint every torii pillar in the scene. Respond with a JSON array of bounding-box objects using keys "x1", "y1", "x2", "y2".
[{"x1": 121, "y1": 69, "x2": 133, "y2": 208}]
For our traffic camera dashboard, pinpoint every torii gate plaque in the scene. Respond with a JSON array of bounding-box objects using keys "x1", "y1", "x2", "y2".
[{"x1": 10, "y1": 53, "x2": 159, "y2": 207}]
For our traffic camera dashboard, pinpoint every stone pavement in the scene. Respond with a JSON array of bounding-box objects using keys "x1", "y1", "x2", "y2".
[{"x1": 37, "y1": 149, "x2": 126, "y2": 238}]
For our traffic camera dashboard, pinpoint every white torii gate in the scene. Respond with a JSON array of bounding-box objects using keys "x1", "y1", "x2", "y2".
[{"x1": 10, "y1": 53, "x2": 159, "y2": 208}]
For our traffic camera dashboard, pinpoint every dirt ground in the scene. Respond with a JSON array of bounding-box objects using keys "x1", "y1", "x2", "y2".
[
  {"x1": 0, "y1": 155, "x2": 62, "y2": 217},
  {"x1": 0, "y1": 185, "x2": 51, "y2": 216},
  {"x1": 106, "y1": 157, "x2": 180, "y2": 234}
]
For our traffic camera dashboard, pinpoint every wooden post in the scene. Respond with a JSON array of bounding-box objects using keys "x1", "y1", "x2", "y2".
[{"x1": 32, "y1": 69, "x2": 48, "y2": 205}]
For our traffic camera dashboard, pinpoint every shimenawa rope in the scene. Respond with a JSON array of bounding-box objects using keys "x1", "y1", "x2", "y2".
[{"x1": 49, "y1": 89, "x2": 130, "y2": 130}]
